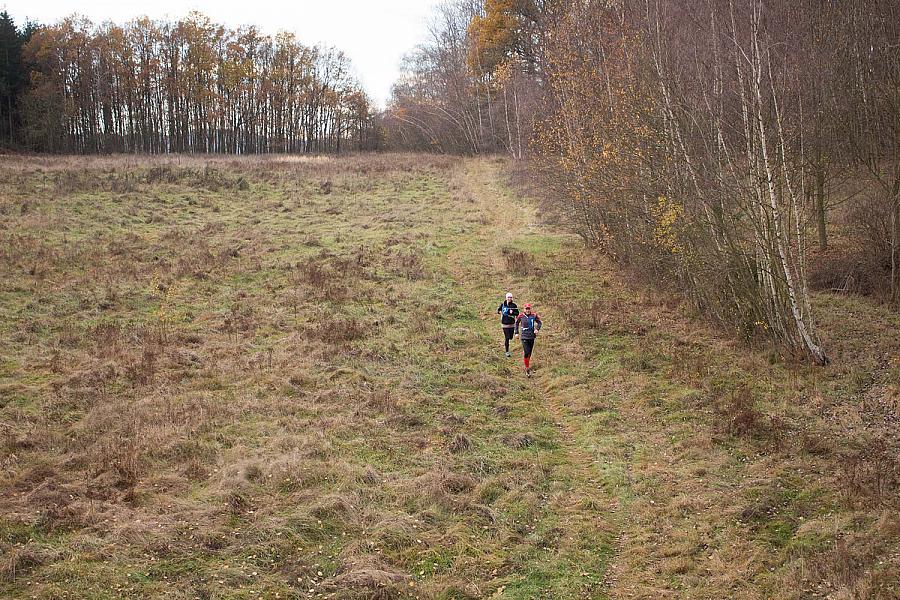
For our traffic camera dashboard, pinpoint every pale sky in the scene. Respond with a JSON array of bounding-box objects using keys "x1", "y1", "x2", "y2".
[{"x1": 1, "y1": 0, "x2": 443, "y2": 108}]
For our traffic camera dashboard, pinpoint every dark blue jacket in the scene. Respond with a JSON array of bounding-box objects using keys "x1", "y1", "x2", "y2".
[{"x1": 515, "y1": 313, "x2": 542, "y2": 339}]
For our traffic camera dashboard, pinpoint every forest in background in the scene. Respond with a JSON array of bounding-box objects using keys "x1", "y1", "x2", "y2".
[
  {"x1": 0, "y1": 11, "x2": 377, "y2": 154},
  {"x1": 385, "y1": 0, "x2": 899, "y2": 364}
]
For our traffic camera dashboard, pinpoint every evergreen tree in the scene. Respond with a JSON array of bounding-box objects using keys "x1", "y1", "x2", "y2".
[{"x1": 0, "y1": 11, "x2": 30, "y2": 147}]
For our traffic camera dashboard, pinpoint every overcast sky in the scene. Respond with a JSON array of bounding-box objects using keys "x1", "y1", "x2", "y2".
[{"x1": 1, "y1": 0, "x2": 442, "y2": 107}]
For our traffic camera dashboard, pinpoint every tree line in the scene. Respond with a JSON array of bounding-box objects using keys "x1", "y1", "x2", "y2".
[
  {"x1": 384, "y1": 0, "x2": 544, "y2": 156},
  {"x1": 0, "y1": 11, "x2": 378, "y2": 154},
  {"x1": 386, "y1": 0, "x2": 899, "y2": 364}
]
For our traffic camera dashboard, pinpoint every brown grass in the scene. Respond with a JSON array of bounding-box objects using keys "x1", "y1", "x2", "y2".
[
  {"x1": 1, "y1": 545, "x2": 56, "y2": 584},
  {"x1": 501, "y1": 246, "x2": 542, "y2": 277},
  {"x1": 1, "y1": 153, "x2": 896, "y2": 599}
]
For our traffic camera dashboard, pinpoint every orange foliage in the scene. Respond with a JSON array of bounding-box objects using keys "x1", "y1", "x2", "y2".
[{"x1": 467, "y1": 0, "x2": 519, "y2": 76}]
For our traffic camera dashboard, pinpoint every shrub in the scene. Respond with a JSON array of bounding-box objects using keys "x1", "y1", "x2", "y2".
[
  {"x1": 838, "y1": 437, "x2": 899, "y2": 508},
  {"x1": 501, "y1": 247, "x2": 539, "y2": 277}
]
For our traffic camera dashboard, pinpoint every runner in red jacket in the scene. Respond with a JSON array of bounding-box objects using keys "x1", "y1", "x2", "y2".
[{"x1": 514, "y1": 304, "x2": 542, "y2": 376}]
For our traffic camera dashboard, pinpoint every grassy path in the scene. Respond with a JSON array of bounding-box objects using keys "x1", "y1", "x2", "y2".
[
  {"x1": 447, "y1": 158, "x2": 794, "y2": 599},
  {"x1": 445, "y1": 159, "x2": 622, "y2": 597}
]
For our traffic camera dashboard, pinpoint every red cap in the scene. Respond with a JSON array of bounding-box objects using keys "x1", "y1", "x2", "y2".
[{"x1": 524, "y1": 303, "x2": 532, "y2": 309}]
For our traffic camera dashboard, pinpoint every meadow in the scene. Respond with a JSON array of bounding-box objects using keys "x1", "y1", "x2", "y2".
[{"x1": 0, "y1": 154, "x2": 897, "y2": 599}]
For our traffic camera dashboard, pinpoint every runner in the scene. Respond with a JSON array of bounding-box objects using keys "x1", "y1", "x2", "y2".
[
  {"x1": 496, "y1": 292, "x2": 519, "y2": 357},
  {"x1": 515, "y1": 303, "x2": 542, "y2": 376}
]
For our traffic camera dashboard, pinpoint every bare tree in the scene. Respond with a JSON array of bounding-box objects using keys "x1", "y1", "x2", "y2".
[{"x1": 18, "y1": 12, "x2": 375, "y2": 154}]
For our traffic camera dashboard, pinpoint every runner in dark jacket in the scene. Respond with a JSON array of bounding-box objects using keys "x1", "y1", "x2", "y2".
[
  {"x1": 497, "y1": 292, "x2": 519, "y2": 357},
  {"x1": 515, "y1": 303, "x2": 542, "y2": 376}
]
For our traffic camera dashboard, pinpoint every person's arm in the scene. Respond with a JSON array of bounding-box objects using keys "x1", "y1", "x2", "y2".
[
  {"x1": 535, "y1": 315, "x2": 542, "y2": 332},
  {"x1": 497, "y1": 303, "x2": 502, "y2": 315},
  {"x1": 514, "y1": 314, "x2": 521, "y2": 335}
]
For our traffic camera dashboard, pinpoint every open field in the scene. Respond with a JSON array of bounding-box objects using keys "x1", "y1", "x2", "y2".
[{"x1": 1, "y1": 154, "x2": 898, "y2": 599}]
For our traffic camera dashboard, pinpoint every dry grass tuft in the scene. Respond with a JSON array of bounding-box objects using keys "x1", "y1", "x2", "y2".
[
  {"x1": 367, "y1": 387, "x2": 399, "y2": 413},
  {"x1": 784, "y1": 512, "x2": 899, "y2": 598},
  {"x1": 429, "y1": 469, "x2": 477, "y2": 496},
  {"x1": 448, "y1": 433, "x2": 473, "y2": 453},
  {"x1": 357, "y1": 465, "x2": 381, "y2": 486},
  {"x1": 314, "y1": 317, "x2": 368, "y2": 343},
  {"x1": 714, "y1": 386, "x2": 784, "y2": 447},
  {"x1": 226, "y1": 490, "x2": 253, "y2": 515},
  {"x1": 90, "y1": 426, "x2": 145, "y2": 496},
  {"x1": 310, "y1": 493, "x2": 359, "y2": 522},
  {"x1": 389, "y1": 250, "x2": 427, "y2": 280},
  {"x1": 1, "y1": 546, "x2": 48, "y2": 584},
  {"x1": 502, "y1": 432, "x2": 536, "y2": 450},
  {"x1": 321, "y1": 557, "x2": 409, "y2": 598},
  {"x1": 838, "y1": 437, "x2": 899, "y2": 509},
  {"x1": 501, "y1": 247, "x2": 542, "y2": 277}
]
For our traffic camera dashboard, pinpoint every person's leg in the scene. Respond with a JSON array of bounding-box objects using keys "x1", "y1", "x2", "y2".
[
  {"x1": 503, "y1": 328, "x2": 513, "y2": 353},
  {"x1": 522, "y1": 338, "x2": 534, "y2": 371}
]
